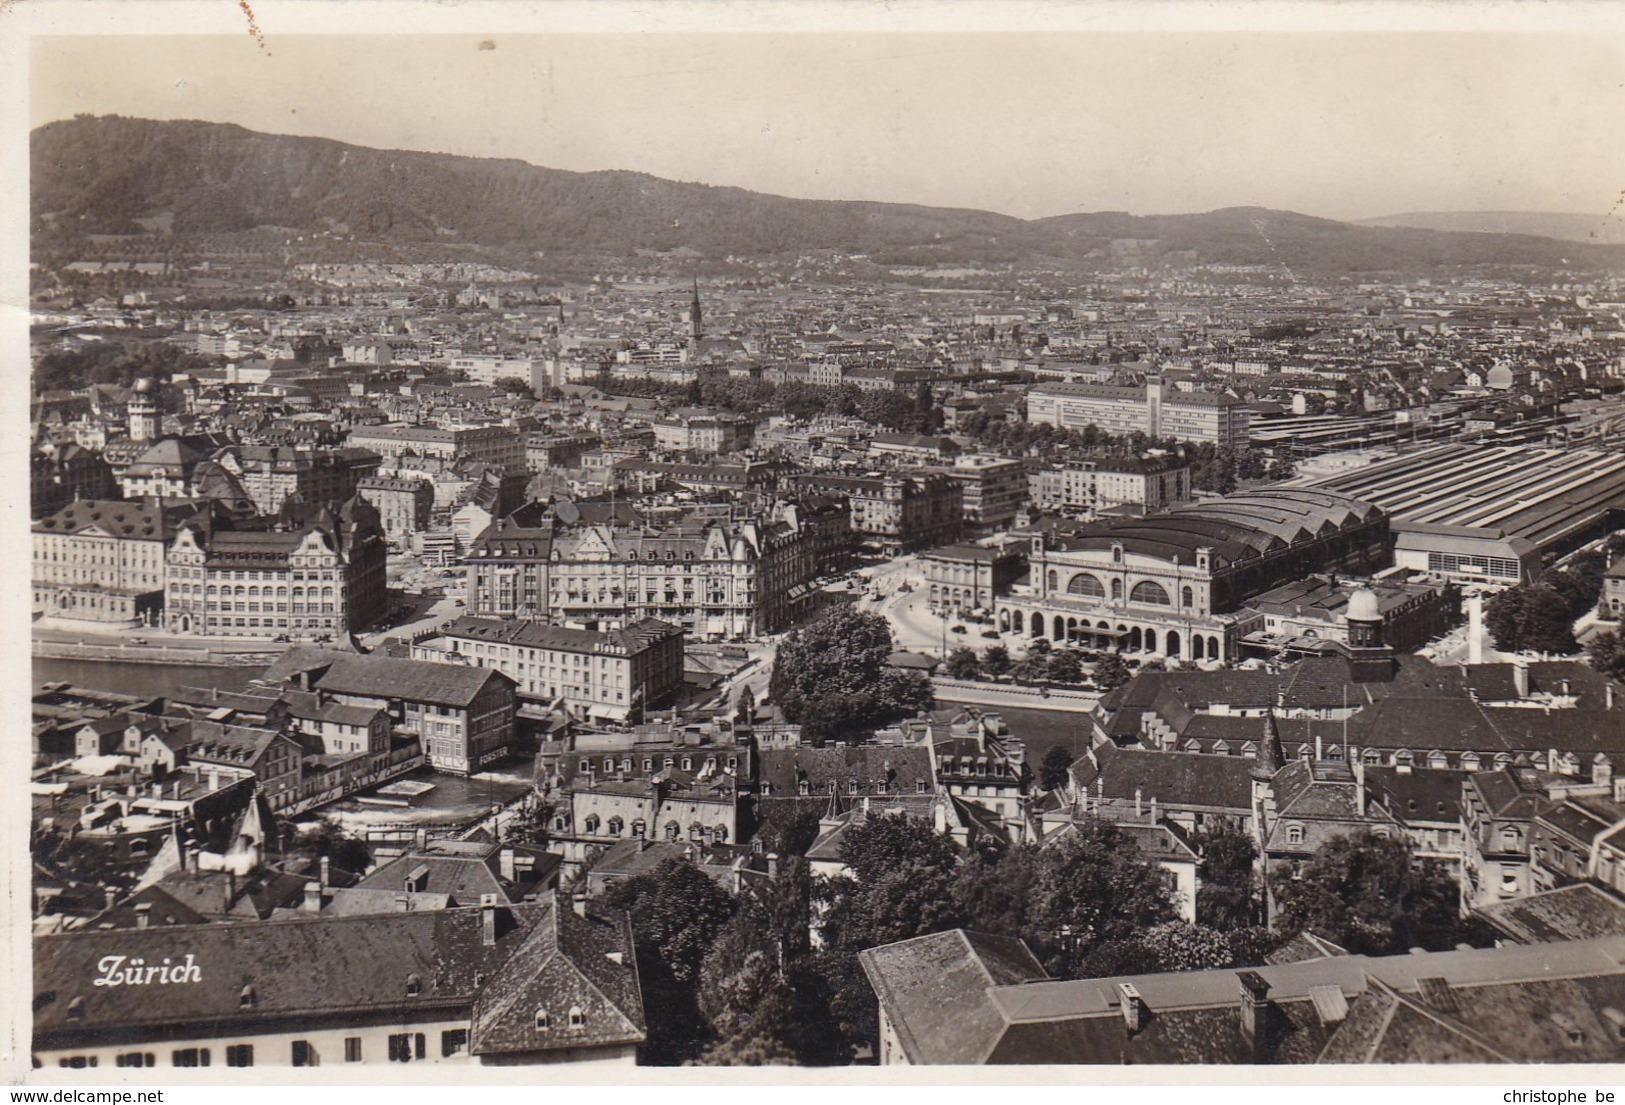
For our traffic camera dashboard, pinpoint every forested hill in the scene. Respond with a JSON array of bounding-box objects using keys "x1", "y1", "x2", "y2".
[{"x1": 32, "y1": 115, "x2": 1625, "y2": 274}]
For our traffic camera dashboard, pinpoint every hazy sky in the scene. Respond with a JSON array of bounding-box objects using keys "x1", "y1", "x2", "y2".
[{"x1": 29, "y1": 28, "x2": 1625, "y2": 222}]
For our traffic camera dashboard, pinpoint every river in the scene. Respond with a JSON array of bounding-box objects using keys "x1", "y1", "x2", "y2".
[{"x1": 33, "y1": 657, "x2": 268, "y2": 699}]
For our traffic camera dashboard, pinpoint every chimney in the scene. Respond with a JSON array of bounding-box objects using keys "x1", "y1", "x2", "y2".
[
  {"x1": 767, "y1": 852, "x2": 780, "y2": 878},
  {"x1": 1608, "y1": 684, "x2": 1616, "y2": 710},
  {"x1": 1134, "y1": 788, "x2": 1143, "y2": 816},
  {"x1": 134, "y1": 902, "x2": 151, "y2": 929},
  {"x1": 572, "y1": 892, "x2": 588, "y2": 920},
  {"x1": 104, "y1": 887, "x2": 118, "y2": 912},
  {"x1": 303, "y1": 880, "x2": 323, "y2": 912},
  {"x1": 1467, "y1": 594, "x2": 1484, "y2": 666},
  {"x1": 1118, "y1": 982, "x2": 1145, "y2": 1035},
  {"x1": 415, "y1": 828, "x2": 428, "y2": 852},
  {"x1": 207, "y1": 768, "x2": 220, "y2": 792},
  {"x1": 1514, "y1": 660, "x2": 1530, "y2": 700},
  {"x1": 1314, "y1": 733, "x2": 1323, "y2": 762},
  {"x1": 500, "y1": 847, "x2": 516, "y2": 883},
  {"x1": 1238, "y1": 971, "x2": 1271, "y2": 1059},
  {"x1": 319, "y1": 855, "x2": 331, "y2": 888},
  {"x1": 1354, "y1": 756, "x2": 1366, "y2": 813},
  {"x1": 1149, "y1": 797, "x2": 1158, "y2": 824},
  {"x1": 1596, "y1": 756, "x2": 1614, "y2": 790},
  {"x1": 481, "y1": 893, "x2": 500, "y2": 945}
]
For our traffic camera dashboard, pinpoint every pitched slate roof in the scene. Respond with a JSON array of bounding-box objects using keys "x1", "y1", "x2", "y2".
[
  {"x1": 468, "y1": 898, "x2": 645, "y2": 1055},
  {"x1": 1476, "y1": 884, "x2": 1625, "y2": 944},
  {"x1": 757, "y1": 745, "x2": 935, "y2": 797},
  {"x1": 261, "y1": 647, "x2": 514, "y2": 708},
  {"x1": 857, "y1": 930, "x2": 1049, "y2": 1065},
  {"x1": 863, "y1": 930, "x2": 1625, "y2": 1065},
  {"x1": 1069, "y1": 744, "x2": 1255, "y2": 813},
  {"x1": 34, "y1": 902, "x2": 547, "y2": 1045}
]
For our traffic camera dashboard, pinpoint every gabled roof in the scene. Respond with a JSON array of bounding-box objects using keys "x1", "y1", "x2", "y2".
[
  {"x1": 35, "y1": 901, "x2": 552, "y2": 1044},
  {"x1": 857, "y1": 930, "x2": 1049, "y2": 1065},
  {"x1": 260, "y1": 648, "x2": 514, "y2": 708},
  {"x1": 1476, "y1": 884, "x2": 1625, "y2": 944},
  {"x1": 468, "y1": 897, "x2": 644, "y2": 1055}
]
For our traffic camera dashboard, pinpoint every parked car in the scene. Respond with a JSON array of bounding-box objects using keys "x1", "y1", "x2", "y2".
[
  {"x1": 950, "y1": 625, "x2": 967, "y2": 635},
  {"x1": 980, "y1": 629, "x2": 1000, "y2": 639}
]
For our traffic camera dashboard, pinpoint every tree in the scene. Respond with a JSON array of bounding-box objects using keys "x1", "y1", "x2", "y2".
[
  {"x1": 1485, "y1": 584, "x2": 1579, "y2": 654},
  {"x1": 491, "y1": 375, "x2": 533, "y2": 395},
  {"x1": 980, "y1": 644, "x2": 1012, "y2": 677},
  {"x1": 1045, "y1": 649, "x2": 1084, "y2": 684},
  {"x1": 943, "y1": 646, "x2": 982, "y2": 681},
  {"x1": 1193, "y1": 825, "x2": 1261, "y2": 931},
  {"x1": 1093, "y1": 653, "x2": 1132, "y2": 690},
  {"x1": 1270, "y1": 830, "x2": 1478, "y2": 956},
  {"x1": 1025, "y1": 821, "x2": 1179, "y2": 978},
  {"x1": 808, "y1": 815, "x2": 967, "y2": 1055},
  {"x1": 692, "y1": 861, "x2": 832, "y2": 1065},
  {"x1": 1038, "y1": 745, "x2": 1075, "y2": 793},
  {"x1": 601, "y1": 858, "x2": 737, "y2": 1063},
  {"x1": 1079, "y1": 922, "x2": 1234, "y2": 978},
  {"x1": 769, "y1": 607, "x2": 933, "y2": 742},
  {"x1": 293, "y1": 819, "x2": 372, "y2": 875},
  {"x1": 1544, "y1": 555, "x2": 1607, "y2": 618},
  {"x1": 1587, "y1": 631, "x2": 1625, "y2": 681}
]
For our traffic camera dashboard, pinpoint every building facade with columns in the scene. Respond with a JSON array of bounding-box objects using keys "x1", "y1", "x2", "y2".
[{"x1": 995, "y1": 489, "x2": 1389, "y2": 663}]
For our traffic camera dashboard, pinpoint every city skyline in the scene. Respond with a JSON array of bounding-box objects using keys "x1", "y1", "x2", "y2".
[{"x1": 28, "y1": 29, "x2": 1625, "y2": 225}]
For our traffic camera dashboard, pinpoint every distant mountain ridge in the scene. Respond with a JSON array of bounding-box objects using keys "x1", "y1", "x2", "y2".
[
  {"x1": 1359, "y1": 211, "x2": 1625, "y2": 246},
  {"x1": 31, "y1": 115, "x2": 1625, "y2": 274}
]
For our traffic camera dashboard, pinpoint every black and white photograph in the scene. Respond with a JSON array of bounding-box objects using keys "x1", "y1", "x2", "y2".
[{"x1": 9, "y1": 0, "x2": 1625, "y2": 1086}]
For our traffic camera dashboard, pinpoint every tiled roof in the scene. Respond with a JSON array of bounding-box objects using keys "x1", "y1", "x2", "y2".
[
  {"x1": 758, "y1": 745, "x2": 935, "y2": 797},
  {"x1": 261, "y1": 648, "x2": 513, "y2": 708},
  {"x1": 857, "y1": 930, "x2": 1048, "y2": 1064},
  {"x1": 864, "y1": 929, "x2": 1625, "y2": 1065},
  {"x1": 1069, "y1": 744, "x2": 1254, "y2": 812},
  {"x1": 468, "y1": 898, "x2": 644, "y2": 1055},
  {"x1": 33, "y1": 499, "x2": 184, "y2": 541},
  {"x1": 1477, "y1": 884, "x2": 1625, "y2": 944}
]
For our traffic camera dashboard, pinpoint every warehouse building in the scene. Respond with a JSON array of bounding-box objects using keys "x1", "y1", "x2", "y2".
[{"x1": 1307, "y1": 445, "x2": 1625, "y2": 584}]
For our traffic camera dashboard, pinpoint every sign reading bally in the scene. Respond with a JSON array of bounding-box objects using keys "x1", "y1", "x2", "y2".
[{"x1": 93, "y1": 955, "x2": 203, "y2": 987}]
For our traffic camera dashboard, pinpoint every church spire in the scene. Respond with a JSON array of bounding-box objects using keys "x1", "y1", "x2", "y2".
[
  {"x1": 687, "y1": 278, "x2": 703, "y2": 344},
  {"x1": 1252, "y1": 707, "x2": 1284, "y2": 780}
]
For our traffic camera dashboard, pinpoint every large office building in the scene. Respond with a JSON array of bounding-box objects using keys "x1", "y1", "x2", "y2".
[
  {"x1": 220, "y1": 445, "x2": 382, "y2": 517},
  {"x1": 261, "y1": 648, "x2": 517, "y2": 775},
  {"x1": 465, "y1": 499, "x2": 813, "y2": 639},
  {"x1": 163, "y1": 498, "x2": 387, "y2": 639},
  {"x1": 1028, "y1": 452, "x2": 1192, "y2": 519},
  {"x1": 414, "y1": 617, "x2": 685, "y2": 724},
  {"x1": 1308, "y1": 445, "x2": 1625, "y2": 584},
  {"x1": 792, "y1": 470, "x2": 964, "y2": 556},
  {"x1": 996, "y1": 489, "x2": 1389, "y2": 663},
  {"x1": 346, "y1": 424, "x2": 525, "y2": 471},
  {"x1": 945, "y1": 454, "x2": 1028, "y2": 532},
  {"x1": 33, "y1": 499, "x2": 194, "y2": 625},
  {"x1": 1025, "y1": 376, "x2": 1251, "y2": 449}
]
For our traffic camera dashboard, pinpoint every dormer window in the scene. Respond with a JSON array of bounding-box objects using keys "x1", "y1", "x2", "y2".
[
  {"x1": 239, "y1": 985, "x2": 256, "y2": 1008},
  {"x1": 1285, "y1": 824, "x2": 1305, "y2": 846},
  {"x1": 534, "y1": 1009, "x2": 550, "y2": 1031},
  {"x1": 568, "y1": 1006, "x2": 585, "y2": 1028},
  {"x1": 406, "y1": 974, "x2": 422, "y2": 997}
]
